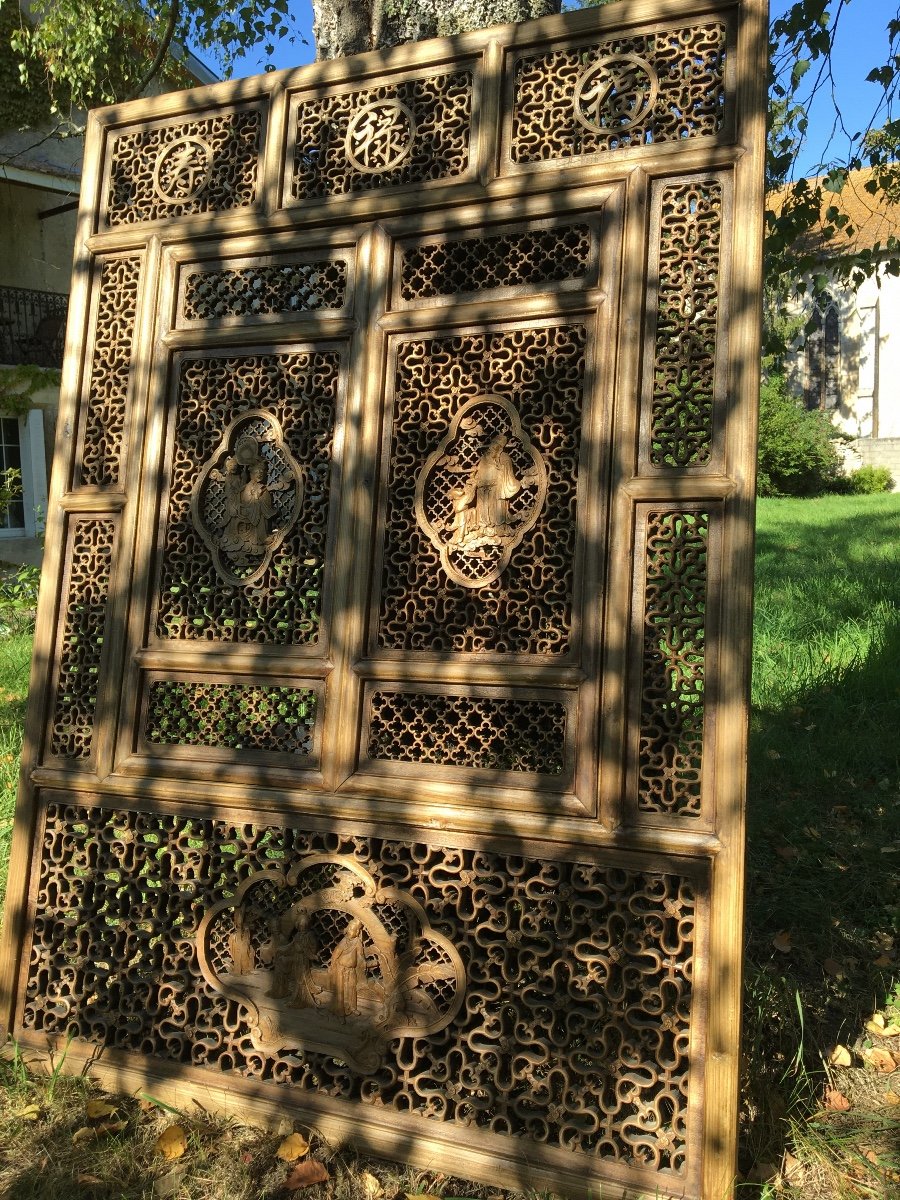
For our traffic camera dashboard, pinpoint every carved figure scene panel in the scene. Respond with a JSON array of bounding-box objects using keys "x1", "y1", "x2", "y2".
[
  {"x1": 104, "y1": 109, "x2": 263, "y2": 227},
  {"x1": 377, "y1": 324, "x2": 587, "y2": 656},
  {"x1": 179, "y1": 256, "x2": 350, "y2": 325},
  {"x1": 48, "y1": 519, "x2": 117, "y2": 761},
  {"x1": 637, "y1": 510, "x2": 710, "y2": 820},
  {"x1": 289, "y1": 70, "x2": 472, "y2": 201},
  {"x1": 25, "y1": 800, "x2": 703, "y2": 1188},
  {"x1": 365, "y1": 689, "x2": 569, "y2": 775},
  {"x1": 647, "y1": 179, "x2": 724, "y2": 468},
  {"x1": 398, "y1": 222, "x2": 596, "y2": 303},
  {"x1": 75, "y1": 254, "x2": 143, "y2": 489},
  {"x1": 509, "y1": 21, "x2": 727, "y2": 165},
  {"x1": 143, "y1": 679, "x2": 319, "y2": 759},
  {"x1": 155, "y1": 350, "x2": 341, "y2": 645}
]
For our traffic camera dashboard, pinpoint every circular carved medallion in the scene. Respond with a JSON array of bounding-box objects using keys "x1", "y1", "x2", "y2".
[
  {"x1": 345, "y1": 100, "x2": 415, "y2": 173},
  {"x1": 152, "y1": 136, "x2": 214, "y2": 203},
  {"x1": 573, "y1": 54, "x2": 658, "y2": 133}
]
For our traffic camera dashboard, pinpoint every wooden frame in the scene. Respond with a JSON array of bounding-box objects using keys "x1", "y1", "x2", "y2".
[{"x1": 0, "y1": 3, "x2": 768, "y2": 1198}]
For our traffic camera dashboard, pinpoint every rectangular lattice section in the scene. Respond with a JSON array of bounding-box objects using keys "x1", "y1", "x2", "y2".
[
  {"x1": 367, "y1": 691, "x2": 567, "y2": 773},
  {"x1": 510, "y1": 22, "x2": 727, "y2": 165},
  {"x1": 182, "y1": 260, "x2": 348, "y2": 322},
  {"x1": 649, "y1": 180, "x2": 723, "y2": 467},
  {"x1": 637, "y1": 511, "x2": 708, "y2": 818},
  {"x1": 290, "y1": 71, "x2": 472, "y2": 200},
  {"x1": 378, "y1": 324, "x2": 585, "y2": 655},
  {"x1": 74, "y1": 254, "x2": 142, "y2": 489},
  {"x1": 49, "y1": 520, "x2": 116, "y2": 759},
  {"x1": 156, "y1": 350, "x2": 341, "y2": 646},
  {"x1": 24, "y1": 799, "x2": 702, "y2": 1190},
  {"x1": 144, "y1": 681, "x2": 318, "y2": 756},
  {"x1": 399, "y1": 224, "x2": 593, "y2": 300},
  {"x1": 105, "y1": 110, "x2": 263, "y2": 227}
]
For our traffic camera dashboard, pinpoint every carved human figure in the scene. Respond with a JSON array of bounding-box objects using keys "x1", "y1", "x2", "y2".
[
  {"x1": 269, "y1": 912, "x2": 298, "y2": 1000},
  {"x1": 228, "y1": 904, "x2": 255, "y2": 975},
  {"x1": 473, "y1": 435, "x2": 522, "y2": 532},
  {"x1": 330, "y1": 918, "x2": 366, "y2": 1018},
  {"x1": 219, "y1": 439, "x2": 275, "y2": 556},
  {"x1": 289, "y1": 911, "x2": 319, "y2": 1010}
]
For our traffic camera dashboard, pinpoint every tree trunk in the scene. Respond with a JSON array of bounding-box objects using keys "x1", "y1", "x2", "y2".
[{"x1": 311, "y1": 0, "x2": 563, "y2": 61}]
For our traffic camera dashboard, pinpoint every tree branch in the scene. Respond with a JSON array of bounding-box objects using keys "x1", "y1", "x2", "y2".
[{"x1": 127, "y1": 0, "x2": 181, "y2": 101}]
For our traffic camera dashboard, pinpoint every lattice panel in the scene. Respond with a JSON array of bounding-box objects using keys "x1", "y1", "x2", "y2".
[
  {"x1": 649, "y1": 181, "x2": 723, "y2": 468},
  {"x1": 75, "y1": 254, "x2": 142, "y2": 489},
  {"x1": 510, "y1": 22, "x2": 727, "y2": 164},
  {"x1": 638, "y1": 511, "x2": 708, "y2": 819},
  {"x1": 144, "y1": 681, "x2": 318, "y2": 756},
  {"x1": 105, "y1": 111, "x2": 262, "y2": 227},
  {"x1": 377, "y1": 324, "x2": 586, "y2": 655},
  {"x1": 156, "y1": 351, "x2": 340, "y2": 645},
  {"x1": 182, "y1": 260, "x2": 348, "y2": 322},
  {"x1": 367, "y1": 691, "x2": 567, "y2": 774},
  {"x1": 48, "y1": 520, "x2": 116, "y2": 759},
  {"x1": 291, "y1": 72, "x2": 472, "y2": 200},
  {"x1": 24, "y1": 801, "x2": 702, "y2": 1184},
  {"x1": 399, "y1": 223, "x2": 593, "y2": 300}
]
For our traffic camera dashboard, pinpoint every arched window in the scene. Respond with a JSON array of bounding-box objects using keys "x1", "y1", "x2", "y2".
[{"x1": 805, "y1": 297, "x2": 841, "y2": 411}]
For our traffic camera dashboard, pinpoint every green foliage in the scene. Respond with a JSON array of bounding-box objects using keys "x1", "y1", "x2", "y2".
[
  {"x1": 757, "y1": 373, "x2": 842, "y2": 497},
  {"x1": 846, "y1": 464, "x2": 895, "y2": 495},
  {"x1": 0, "y1": 366, "x2": 61, "y2": 417},
  {"x1": 0, "y1": 467, "x2": 20, "y2": 519}
]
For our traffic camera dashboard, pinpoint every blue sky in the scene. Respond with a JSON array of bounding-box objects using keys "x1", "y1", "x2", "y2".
[{"x1": 226, "y1": 0, "x2": 900, "y2": 179}]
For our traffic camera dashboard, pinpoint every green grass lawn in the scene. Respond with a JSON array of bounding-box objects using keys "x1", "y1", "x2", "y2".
[{"x1": 0, "y1": 494, "x2": 897, "y2": 1198}]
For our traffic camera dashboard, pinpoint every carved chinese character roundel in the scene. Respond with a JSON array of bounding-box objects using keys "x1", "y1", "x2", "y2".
[
  {"x1": 414, "y1": 395, "x2": 548, "y2": 588},
  {"x1": 190, "y1": 409, "x2": 305, "y2": 586},
  {"x1": 574, "y1": 54, "x2": 659, "y2": 133}
]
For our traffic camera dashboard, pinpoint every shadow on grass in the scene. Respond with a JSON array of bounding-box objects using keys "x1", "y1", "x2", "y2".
[{"x1": 740, "y1": 616, "x2": 900, "y2": 1174}]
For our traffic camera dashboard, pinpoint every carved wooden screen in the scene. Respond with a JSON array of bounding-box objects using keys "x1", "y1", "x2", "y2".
[{"x1": 0, "y1": 2, "x2": 767, "y2": 1198}]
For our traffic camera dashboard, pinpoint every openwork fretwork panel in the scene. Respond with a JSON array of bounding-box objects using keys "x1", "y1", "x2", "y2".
[
  {"x1": 48, "y1": 520, "x2": 116, "y2": 760},
  {"x1": 366, "y1": 690, "x2": 568, "y2": 774},
  {"x1": 377, "y1": 324, "x2": 586, "y2": 655},
  {"x1": 648, "y1": 180, "x2": 724, "y2": 468},
  {"x1": 144, "y1": 680, "x2": 318, "y2": 757},
  {"x1": 399, "y1": 223, "x2": 594, "y2": 301},
  {"x1": 510, "y1": 22, "x2": 727, "y2": 165},
  {"x1": 182, "y1": 259, "x2": 348, "y2": 322},
  {"x1": 104, "y1": 110, "x2": 263, "y2": 227},
  {"x1": 155, "y1": 350, "x2": 341, "y2": 645},
  {"x1": 290, "y1": 72, "x2": 472, "y2": 200},
  {"x1": 637, "y1": 511, "x2": 709, "y2": 819},
  {"x1": 25, "y1": 800, "x2": 703, "y2": 1185},
  {"x1": 75, "y1": 254, "x2": 142, "y2": 489}
]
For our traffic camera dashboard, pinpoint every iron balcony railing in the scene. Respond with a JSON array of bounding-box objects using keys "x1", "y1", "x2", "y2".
[{"x1": 0, "y1": 285, "x2": 69, "y2": 368}]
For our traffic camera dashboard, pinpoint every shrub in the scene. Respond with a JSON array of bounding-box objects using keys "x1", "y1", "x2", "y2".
[
  {"x1": 846, "y1": 464, "x2": 895, "y2": 494},
  {"x1": 757, "y1": 373, "x2": 843, "y2": 496}
]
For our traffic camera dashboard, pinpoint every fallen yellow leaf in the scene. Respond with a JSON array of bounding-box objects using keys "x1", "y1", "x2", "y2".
[
  {"x1": 155, "y1": 1124, "x2": 188, "y2": 1160},
  {"x1": 870, "y1": 1013, "x2": 887, "y2": 1031},
  {"x1": 773, "y1": 931, "x2": 792, "y2": 953},
  {"x1": 72, "y1": 1126, "x2": 96, "y2": 1144},
  {"x1": 86, "y1": 1099, "x2": 117, "y2": 1119},
  {"x1": 863, "y1": 1046, "x2": 897, "y2": 1074},
  {"x1": 276, "y1": 1132, "x2": 310, "y2": 1162},
  {"x1": 883, "y1": 1090, "x2": 900, "y2": 1106},
  {"x1": 824, "y1": 1088, "x2": 851, "y2": 1111},
  {"x1": 17, "y1": 1103, "x2": 41, "y2": 1121},
  {"x1": 362, "y1": 1171, "x2": 383, "y2": 1198},
  {"x1": 830, "y1": 1044, "x2": 853, "y2": 1067},
  {"x1": 883, "y1": 1022, "x2": 900, "y2": 1037}
]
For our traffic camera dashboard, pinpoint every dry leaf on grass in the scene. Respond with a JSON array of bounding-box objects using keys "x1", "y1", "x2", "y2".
[
  {"x1": 71, "y1": 1126, "x2": 96, "y2": 1144},
  {"x1": 362, "y1": 1171, "x2": 384, "y2": 1198},
  {"x1": 283, "y1": 1158, "x2": 329, "y2": 1191},
  {"x1": 156, "y1": 1124, "x2": 188, "y2": 1160},
  {"x1": 773, "y1": 931, "x2": 793, "y2": 953},
  {"x1": 883, "y1": 1090, "x2": 900, "y2": 1105},
  {"x1": 823, "y1": 957, "x2": 845, "y2": 978},
  {"x1": 824, "y1": 1088, "x2": 851, "y2": 1111},
  {"x1": 154, "y1": 1164, "x2": 189, "y2": 1198},
  {"x1": 86, "y1": 1099, "x2": 118, "y2": 1119},
  {"x1": 830, "y1": 1044, "x2": 853, "y2": 1067},
  {"x1": 277, "y1": 1132, "x2": 310, "y2": 1162},
  {"x1": 17, "y1": 1103, "x2": 41, "y2": 1121},
  {"x1": 863, "y1": 1046, "x2": 898, "y2": 1073}
]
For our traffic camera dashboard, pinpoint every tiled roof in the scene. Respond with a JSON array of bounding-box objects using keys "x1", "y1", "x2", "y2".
[{"x1": 770, "y1": 166, "x2": 900, "y2": 257}]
